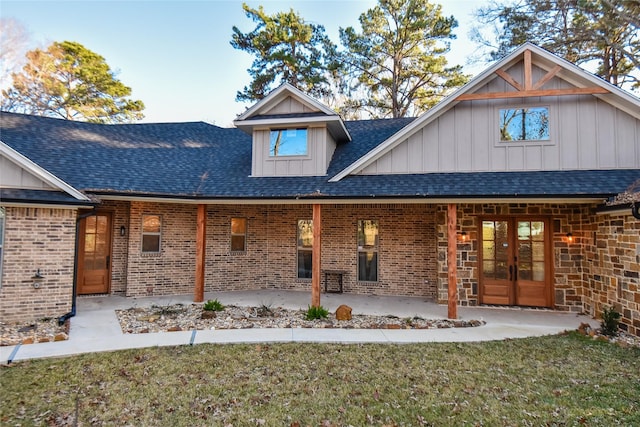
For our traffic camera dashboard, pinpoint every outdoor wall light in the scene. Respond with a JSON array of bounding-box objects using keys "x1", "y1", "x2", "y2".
[
  {"x1": 565, "y1": 232, "x2": 573, "y2": 243},
  {"x1": 31, "y1": 269, "x2": 44, "y2": 289},
  {"x1": 120, "y1": 225, "x2": 126, "y2": 236},
  {"x1": 459, "y1": 231, "x2": 468, "y2": 242}
]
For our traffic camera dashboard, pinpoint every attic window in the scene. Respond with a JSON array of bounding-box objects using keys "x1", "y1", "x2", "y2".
[
  {"x1": 269, "y1": 128, "x2": 307, "y2": 156},
  {"x1": 499, "y1": 107, "x2": 549, "y2": 142}
]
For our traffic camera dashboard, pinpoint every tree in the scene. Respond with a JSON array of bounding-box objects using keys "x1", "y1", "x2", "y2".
[
  {"x1": 336, "y1": 0, "x2": 469, "y2": 119},
  {"x1": 472, "y1": 0, "x2": 640, "y2": 92},
  {"x1": 2, "y1": 41, "x2": 144, "y2": 123},
  {"x1": 230, "y1": 3, "x2": 338, "y2": 102},
  {"x1": 0, "y1": 18, "x2": 31, "y2": 89}
]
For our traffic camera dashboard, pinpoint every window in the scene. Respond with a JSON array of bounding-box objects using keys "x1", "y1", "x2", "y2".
[
  {"x1": 231, "y1": 217, "x2": 247, "y2": 252},
  {"x1": 142, "y1": 214, "x2": 161, "y2": 253},
  {"x1": 499, "y1": 107, "x2": 549, "y2": 141},
  {"x1": 357, "y1": 220, "x2": 378, "y2": 282},
  {"x1": 270, "y1": 128, "x2": 308, "y2": 156},
  {"x1": 0, "y1": 207, "x2": 4, "y2": 284},
  {"x1": 297, "y1": 219, "x2": 313, "y2": 279}
]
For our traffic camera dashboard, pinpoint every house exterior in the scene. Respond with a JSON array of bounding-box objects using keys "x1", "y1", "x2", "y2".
[{"x1": 1, "y1": 43, "x2": 639, "y2": 336}]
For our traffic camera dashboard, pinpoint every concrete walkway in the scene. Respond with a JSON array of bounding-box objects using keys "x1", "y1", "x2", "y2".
[{"x1": 1, "y1": 290, "x2": 598, "y2": 363}]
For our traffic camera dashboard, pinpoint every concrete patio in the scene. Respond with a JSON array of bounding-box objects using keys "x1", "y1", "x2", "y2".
[{"x1": 2, "y1": 290, "x2": 599, "y2": 364}]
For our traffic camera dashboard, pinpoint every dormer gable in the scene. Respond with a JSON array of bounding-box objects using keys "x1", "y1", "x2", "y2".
[{"x1": 234, "y1": 83, "x2": 350, "y2": 177}]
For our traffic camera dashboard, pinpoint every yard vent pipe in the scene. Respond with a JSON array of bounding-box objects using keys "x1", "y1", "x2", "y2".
[
  {"x1": 632, "y1": 202, "x2": 640, "y2": 220},
  {"x1": 58, "y1": 209, "x2": 97, "y2": 326}
]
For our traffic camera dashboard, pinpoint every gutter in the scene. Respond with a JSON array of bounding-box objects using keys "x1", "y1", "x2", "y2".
[{"x1": 58, "y1": 209, "x2": 97, "y2": 326}]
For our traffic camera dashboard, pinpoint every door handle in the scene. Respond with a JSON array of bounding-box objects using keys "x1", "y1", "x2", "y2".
[
  {"x1": 106, "y1": 255, "x2": 110, "y2": 269},
  {"x1": 509, "y1": 265, "x2": 513, "y2": 281}
]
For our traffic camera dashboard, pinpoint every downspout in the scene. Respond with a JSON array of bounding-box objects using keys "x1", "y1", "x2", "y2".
[
  {"x1": 631, "y1": 202, "x2": 640, "y2": 220},
  {"x1": 58, "y1": 209, "x2": 97, "y2": 326}
]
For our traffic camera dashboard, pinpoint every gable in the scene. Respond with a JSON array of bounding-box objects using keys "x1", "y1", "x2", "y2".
[
  {"x1": 331, "y1": 43, "x2": 640, "y2": 181},
  {"x1": 0, "y1": 141, "x2": 90, "y2": 203},
  {"x1": 0, "y1": 155, "x2": 57, "y2": 190}
]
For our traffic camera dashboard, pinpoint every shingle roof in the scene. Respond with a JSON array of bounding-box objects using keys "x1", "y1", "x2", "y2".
[
  {"x1": 0, "y1": 188, "x2": 95, "y2": 206},
  {"x1": 1, "y1": 111, "x2": 637, "y2": 201}
]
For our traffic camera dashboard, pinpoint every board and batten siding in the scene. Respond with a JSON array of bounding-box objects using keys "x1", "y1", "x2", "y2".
[
  {"x1": 360, "y1": 62, "x2": 640, "y2": 175},
  {"x1": 251, "y1": 126, "x2": 336, "y2": 176},
  {"x1": 0, "y1": 156, "x2": 56, "y2": 189}
]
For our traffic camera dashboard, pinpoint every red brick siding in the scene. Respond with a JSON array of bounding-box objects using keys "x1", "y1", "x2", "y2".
[
  {"x1": 0, "y1": 207, "x2": 76, "y2": 322},
  {"x1": 124, "y1": 202, "x2": 197, "y2": 297},
  {"x1": 121, "y1": 203, "x2": 438, "y2": 299}
]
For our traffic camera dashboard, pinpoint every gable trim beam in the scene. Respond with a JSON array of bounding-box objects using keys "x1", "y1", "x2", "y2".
[{"x1": 456, "y1": 86, "x2": 609, "y2": 101}]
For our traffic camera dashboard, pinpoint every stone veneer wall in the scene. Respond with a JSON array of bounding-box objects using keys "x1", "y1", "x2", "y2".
[
  {"x1": 436, "y1": 203, "x2": 593, "y2": 312},
  {"x1": 584, "y1": 211, "x2": 639, "y2": 336},
  {"x1": 0, "y1": 207, "x2": 76, "y2": 322},
  {"x1": 120, "y1": 202, "x2": 438, "y2": 299}
]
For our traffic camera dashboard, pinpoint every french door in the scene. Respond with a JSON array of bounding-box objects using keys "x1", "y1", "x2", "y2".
[
  {"x1": 479, "y1": 217, "x2": 552, "y2": 307},
  {"x1": 77, "y1": 213, "x2": 112, "y2": 295}
]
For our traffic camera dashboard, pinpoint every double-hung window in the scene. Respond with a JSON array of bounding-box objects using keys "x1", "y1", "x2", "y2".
[
  {"x1": 231, "y1": 217, "x2": 247, "y2": 252},
  {"x1": 142, "y1": 214, "x2": 161, "y2": 253},
  {"x1": 297, "y1": 219, "x2": 313, "y2": 279},
  {"x1": 357, "y1": 220, "x2": 378, "y2": 282}
]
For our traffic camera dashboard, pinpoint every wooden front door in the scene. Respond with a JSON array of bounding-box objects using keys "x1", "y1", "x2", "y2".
[
  {"x1": 479, "y1": 218, "x2": 552, "y2": 307},
  {"x1": 77, "y1": 213, "x2": 112, "y2": 295}
]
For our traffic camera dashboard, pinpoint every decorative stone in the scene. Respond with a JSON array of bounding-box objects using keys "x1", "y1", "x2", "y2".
[
  {"x1": 201, "y1": 311, "x2": 217, "y2": 320},
  {"x1": 335, "y1": 304, "x2": 352, "y2": 321},
  {"x1": 21, "y1": 337, "x2": 34, "y2": 345},
  {"x1": 54, "y1": 333, "x2": 68, "y2": 341},
  {"x1": 167, "y1": 326, "x2": 182, "y2": 332}
]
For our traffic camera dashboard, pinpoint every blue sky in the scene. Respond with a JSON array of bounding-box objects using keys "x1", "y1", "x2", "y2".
[{"x1": 2, "y1": 0, "x2": 489, "y2": 127}]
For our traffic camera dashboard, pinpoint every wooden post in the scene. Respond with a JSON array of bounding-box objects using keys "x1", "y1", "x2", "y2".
[
  {"x1": 194, "y1": 204, "x2": 206, "y2": 303},
  {"x1": 447, "y1": 203, "x2": 458, "y2": 319},
  {"x1": 311, "y1": 204, "x2": 322, "y2": 307}
]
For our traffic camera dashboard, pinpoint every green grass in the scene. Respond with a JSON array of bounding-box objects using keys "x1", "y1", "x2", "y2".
[{"x1": 2, "y1": 333, "x2": 639, "y2": 426}]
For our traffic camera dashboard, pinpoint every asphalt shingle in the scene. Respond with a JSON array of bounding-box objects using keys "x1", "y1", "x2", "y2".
[{"x1": 1, "y1": 112, "x2": 638, "y2": 200}]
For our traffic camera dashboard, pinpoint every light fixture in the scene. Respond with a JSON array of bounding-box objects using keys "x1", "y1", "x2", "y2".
[
  {"x1": 120, "y1": 225, "x2": 126, "y2": 236},
  {"x1": 565, "y1": 232, "x2": 573, "y2": 243},
  {"x1": 459, "y1": 231, "x2": 468, "y2": 242}
]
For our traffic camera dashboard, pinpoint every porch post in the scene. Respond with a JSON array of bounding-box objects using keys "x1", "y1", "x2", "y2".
[
  {"x1": 195, "y1": 204, "x2": 206, "y2": 303},
  {"x1": 312, "y1": 203, "x2": 322, "y2": 307},
  {"x1": 447, "y1": 203, "x2": 458, "y2": 319}
]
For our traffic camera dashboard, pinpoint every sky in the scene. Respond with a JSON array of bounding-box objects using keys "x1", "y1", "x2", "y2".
[{"x1": 1, "y1": 0, "x2": 490, "y2": 127}]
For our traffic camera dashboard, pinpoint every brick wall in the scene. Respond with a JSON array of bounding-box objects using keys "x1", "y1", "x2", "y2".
[
  {"x1": 584, "y1": 211, "x2": 640, "y2": 336},
  {"x1": 99, "y1": 200, "x2": 130, "y2": 295},
  {"x1": 0, "y1": 207, "x2": 76, "y2": 322},
  {"x1": 120, "y1": 202, "x2": 439, "y2": 299},
  {"x1": 124, "y1": 202, "x2": 197, "y2": 297}
]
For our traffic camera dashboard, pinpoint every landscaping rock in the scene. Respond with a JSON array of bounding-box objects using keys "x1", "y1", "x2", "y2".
[{"x1": 335, "y1": 304, "x2": 352, "y2": 321}]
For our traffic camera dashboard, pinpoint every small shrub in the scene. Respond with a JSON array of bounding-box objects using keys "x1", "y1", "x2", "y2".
[
  {"x1": 305, "y1": 305, "x2": 329, "y2": 320},
  {"x1": 600, "y1": 305, "x2": 621, "y2": 336},
  {"x1": 203, "y1": 299, "x2": 225, "y2": 312},
  {"x1": 256, "y1": 304, "x2": 274, "y2": 317}
]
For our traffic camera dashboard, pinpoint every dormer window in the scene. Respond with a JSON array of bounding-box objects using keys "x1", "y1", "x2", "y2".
[{"x1": 269, "y1": 128, "x2": 308, "y2": 156}]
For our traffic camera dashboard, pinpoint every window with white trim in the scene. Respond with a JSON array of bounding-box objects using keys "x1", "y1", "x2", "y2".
[
  {"x1": 142, "y1": 214, "x2": 161, "y2": 253},
  {"x1": 270, "y1": 128, "x2": 308, "y2": 156},
  {"x1": 499, "y1": 107, "x2": 550, "y2": 142}
]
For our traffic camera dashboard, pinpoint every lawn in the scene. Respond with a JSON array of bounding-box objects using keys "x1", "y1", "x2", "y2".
[{"x1": 1, "y1": 333, "x2": 639, "y2": 426}]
